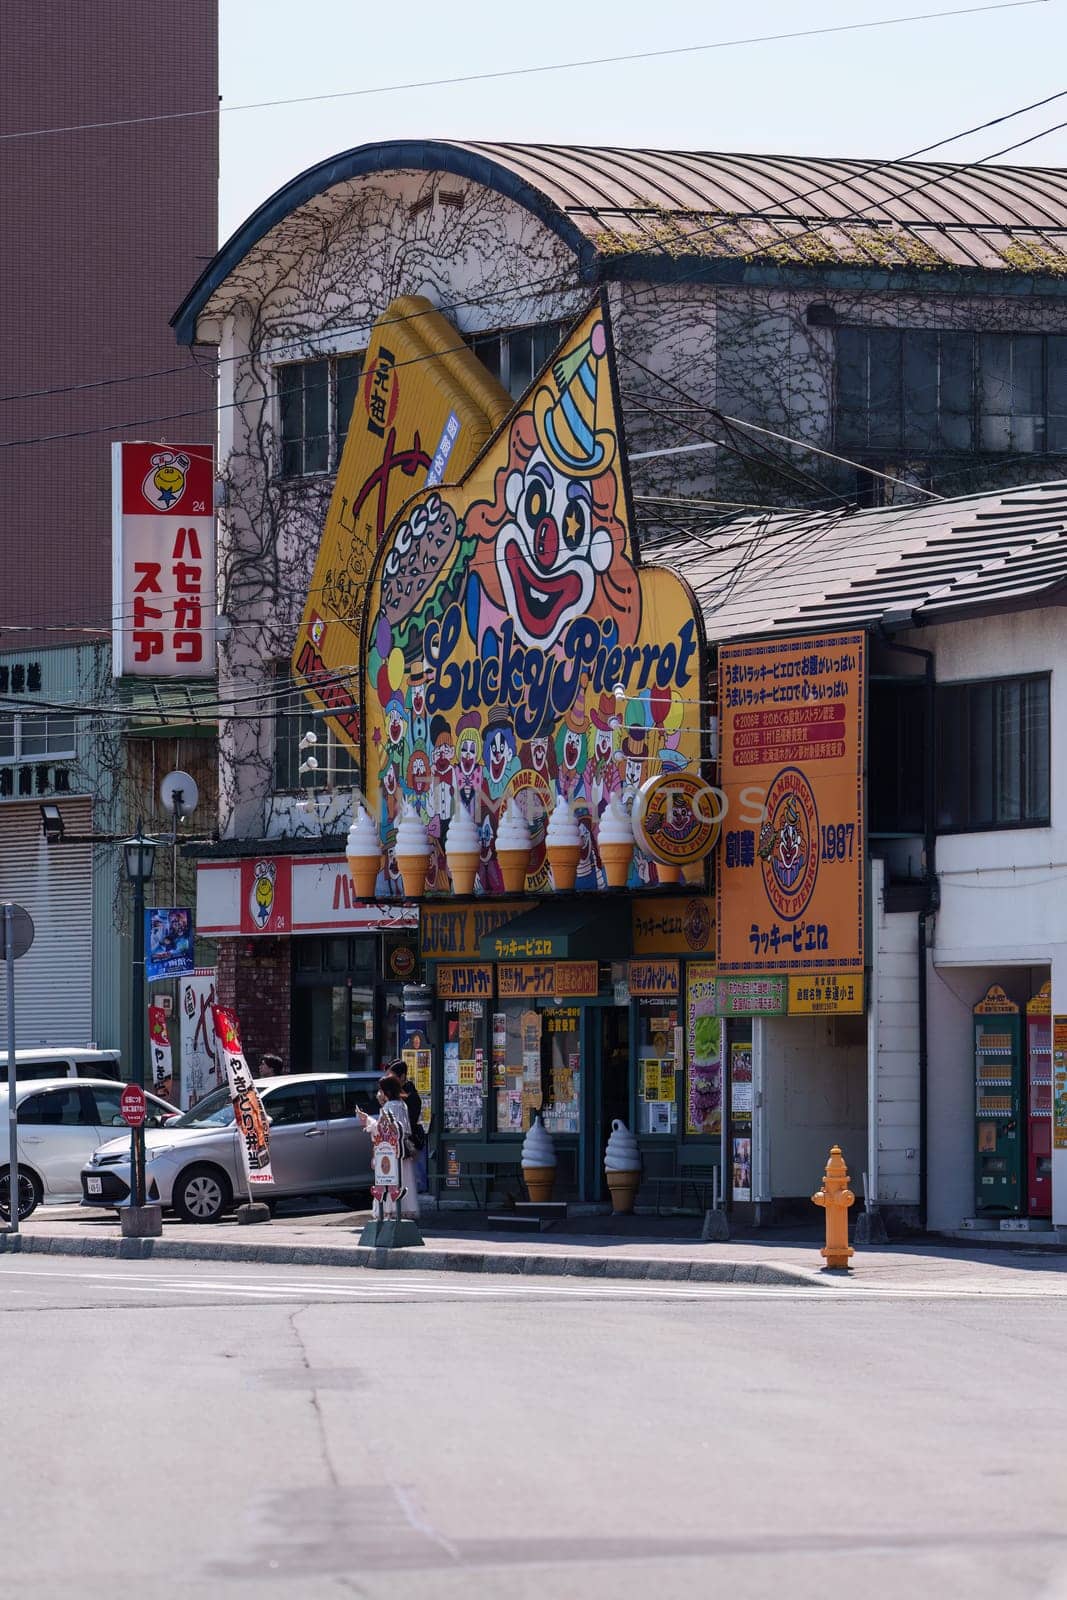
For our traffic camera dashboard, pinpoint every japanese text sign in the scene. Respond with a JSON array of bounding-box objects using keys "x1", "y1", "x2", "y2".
[
  {"x1": 715, "y1": 975, "x2": 787, "y2": 1016},
  {"x1": 788, "y1": 973, "x2": 864, "y2": 1015},
  {"x1": 112, "y1": 442, "x2": 215, "y2": 677},
  {"x1": 717, "y1": 632, "x2": 865, "y2": 974},
  {"x1": 436, "y1": 964, "x2": 494, "y2": 999},
  {"x1": 628, "y1": 960, "x2": 680, "y2": 998},
  {"x1": 497, "y1": 962, "x2": 599, "y2": 999}
]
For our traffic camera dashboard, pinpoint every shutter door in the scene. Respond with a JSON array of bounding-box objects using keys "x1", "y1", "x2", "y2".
[{"x1": 0, "y1": 799, "x2": 93, "y2": 1046}]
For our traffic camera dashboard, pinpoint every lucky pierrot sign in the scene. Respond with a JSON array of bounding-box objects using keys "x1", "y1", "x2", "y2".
[{"x1": 361, "y1": 298, "x2": 707, "y2": 896}]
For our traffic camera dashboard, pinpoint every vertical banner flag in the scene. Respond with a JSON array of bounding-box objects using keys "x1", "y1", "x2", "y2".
[
  {"x1": 211, "y1": 1005, "x2": 273, "y2": 1187},
  {"x1": 179, "y1": 968, "x2": 220, "y2": 1110},
  {"x1": 148, "y1": 1006, "x2": 174, "y2": 1101},
  {"x1": 112, "y1": 441, "x2": 216, "y2": 677},
  {"x1": 717, "y1": 631, "x2": 865, "y2": 975}
]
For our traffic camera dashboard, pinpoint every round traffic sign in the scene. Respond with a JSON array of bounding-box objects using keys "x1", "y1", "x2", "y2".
[
  {"x1": 120, "y1": 1084, "x2": 147, "y2": 1128},
  {"x1": 0, "y1": 904, "x2": 34, "y2": 960}
]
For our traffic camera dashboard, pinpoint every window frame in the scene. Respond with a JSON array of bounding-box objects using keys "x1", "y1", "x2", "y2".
[
  {"x1": 835, "y1": 326, "x2": 1066, "y2": 458},
  {"x1": 271, "y1": 666, "x2": 359, "y2": 792},
  {"x1": 0, "y1": 710, "x2": 77, "y2": 766},
  {"x1": 274, "y1": 350, "x2": 366, "y2": 480},
  {"x1": 934, "y1": 671, "x2": 1051, "y2": 835}
]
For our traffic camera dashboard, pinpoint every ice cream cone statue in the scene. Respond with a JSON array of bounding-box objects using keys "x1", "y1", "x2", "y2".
[
  {"x1": 598, "y1": 793, "x2": 635, "y2": 887},
  {"x1": 604, "y1": 1119, "x2": 641, "y2": 1213},
  {"x1": 545, "y1": 802, "x2": 581, "y2": 891},
  {"x1": 655, "y1": 862, "x2": 682, "y2": 885},
  {"x1": 446, "y1": 803, "x2": 481, "y2": 895},
  {"x1": 346, "y1": 806, "x2": 382, "y2": 899},
  {"x1": 395, "y1": 802, "x2": 431, "y2": 899},
  {"x1": 521, "y1": 1114, "x2": 557, "y2": 1202},
  {"x1": 495, "y1": 802, "x2": 532, "y2": 892}
]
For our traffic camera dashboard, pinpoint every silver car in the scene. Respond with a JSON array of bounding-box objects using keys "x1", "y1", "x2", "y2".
[
  {"x1": 0, "y1": 1078, "x2": 177, "y2": 1221},
  {"x1": 80, "y1": 1073, "x2": 376, "y2": 1223}
]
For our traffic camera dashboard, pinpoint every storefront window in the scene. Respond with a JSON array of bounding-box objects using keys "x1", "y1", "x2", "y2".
[
  {"x1": 636, "y1": 999, "x2": 679, "y2": 1135},
  {"x1": 443, "y1": 1000, "x2": 488, "y2": 1134},
  {"x1": 493, "y1": 1004, "x2": 541, "y2": 1133}
]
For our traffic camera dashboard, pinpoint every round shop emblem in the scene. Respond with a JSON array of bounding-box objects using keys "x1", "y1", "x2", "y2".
[
  {"x1": 758, "y1": 767, "x2": 819, "y2": 921},
  {"x1": 683, "y1": 897, "x2": 713, "y2": 951},
  {"x1": 389, "y1": 945, "x2": 416, "y2": 980},
  {"x1": 249, "y1": 859, "x2": 277, "y2": 930},
  {"x1": 141, "y1": 449, "x2": 190, "y2": 511},
  {"x1": 632, "y1": 772, "x2": 722, "y2": 869}
]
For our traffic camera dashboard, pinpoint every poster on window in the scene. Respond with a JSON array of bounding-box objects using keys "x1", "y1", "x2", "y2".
[
  {"x1": 112, "y1": 441, "x2": 216, "y2": 678},
  {"x1": 179, "y1": 968, "x2": 221, "y2": 1109}
]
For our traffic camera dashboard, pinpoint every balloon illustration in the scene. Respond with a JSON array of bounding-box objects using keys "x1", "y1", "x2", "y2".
[{"x1": 387, "y1": 647, "x2": 405, "y2": 692}]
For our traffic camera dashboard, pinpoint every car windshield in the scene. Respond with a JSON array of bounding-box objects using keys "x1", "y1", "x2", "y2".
[{"x1": 170, "y1": 1087, "x2": 236, "y2": 1129}]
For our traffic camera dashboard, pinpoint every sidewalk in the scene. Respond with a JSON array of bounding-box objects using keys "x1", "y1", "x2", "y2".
[{"x1": 5, "y1": 1202, "x2": 1067, "y2": 1292}]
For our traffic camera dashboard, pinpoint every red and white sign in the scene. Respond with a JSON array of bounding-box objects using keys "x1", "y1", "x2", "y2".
[
  {"x1": 112, "y1": 441, "x2": 216, "y2": 678},
  {"x1": 239, "y1": 857, "x2": 293, "y2": 935},
  {"x1": 148, "y1": 1006, "x2": 174, "y2": 1100},
  {"x1": 197, "y1": 856, "x2": 418, "y2": 937},
  {"x1": 120, "y1": 1084, "x2": 147, "y2": 1127}
]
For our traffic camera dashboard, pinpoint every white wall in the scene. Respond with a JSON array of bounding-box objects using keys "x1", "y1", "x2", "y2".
[{"x1": 869, "y1": 859, "x2": 921, "y2": 1214}]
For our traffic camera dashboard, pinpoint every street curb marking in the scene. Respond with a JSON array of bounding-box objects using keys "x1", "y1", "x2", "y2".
[{"x1": 0, "y1": 1231, "x2": 825, "y2": 1288}]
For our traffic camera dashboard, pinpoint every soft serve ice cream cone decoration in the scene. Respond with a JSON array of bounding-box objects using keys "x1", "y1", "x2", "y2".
[
  {"x1": 395, "y1": 802, "x2": 431, "y2": 899},
  {"x1": 545, "y1": 802, "x2": 581, "y2": 892},
  {"x1": 446, "y1": 803, "x2": 481, "y2": 895},
  {"x1": 521, "y1": 1114, "x2": 557, "y2": 1202},
  {"x1": 346, "y1": 805, "x2": 382, "y2": 899},
  {"x1": 604, "y1": 1119, "x2": 642, "y2": 1213},
  {"x1": 495, "y1": 802, "x2": 532, "y2": 892},
  {"x1": 598, "y1": 793, "x2": 635, "y2": 888}
]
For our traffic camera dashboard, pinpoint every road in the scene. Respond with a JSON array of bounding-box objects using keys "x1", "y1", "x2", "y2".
[{"x1": 1, "y1": 1256, "x2": 1065, "y2": 1600}]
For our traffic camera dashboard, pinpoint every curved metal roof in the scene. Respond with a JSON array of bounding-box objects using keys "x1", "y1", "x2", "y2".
[{"x1": 174, "y1": 141, "x2": 1067, "y2": 343}]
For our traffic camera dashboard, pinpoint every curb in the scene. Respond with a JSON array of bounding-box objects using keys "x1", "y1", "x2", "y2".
[{"x1": 0, "y1": 1231, "x2": 825, "y2": 1287}]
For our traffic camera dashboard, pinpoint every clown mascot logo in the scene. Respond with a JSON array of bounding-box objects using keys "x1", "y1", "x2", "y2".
[{"x1": 142, "y1": 449, "x2": 190, "y2": 511}]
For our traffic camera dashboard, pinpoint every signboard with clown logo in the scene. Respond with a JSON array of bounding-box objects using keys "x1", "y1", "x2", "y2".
[
  {"x1": 361, "y1": 299, "x2": 707, "y2": 896},
  {"x1": 717, "y1": 631, "x2": 865, "y2": 975}
]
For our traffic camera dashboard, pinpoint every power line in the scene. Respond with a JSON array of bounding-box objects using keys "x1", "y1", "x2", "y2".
[{"x1": 0, "y1": 4, "x2": 1044, "y2": 144}]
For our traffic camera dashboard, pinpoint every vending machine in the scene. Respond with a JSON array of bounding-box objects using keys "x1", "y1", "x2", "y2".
[
  {"x1": 1025, "y1": 980, "x2": 1053, "y2": 1219},
  {"x1": 974, "y1": 985, "x2": 1023, "y2": 1217}
]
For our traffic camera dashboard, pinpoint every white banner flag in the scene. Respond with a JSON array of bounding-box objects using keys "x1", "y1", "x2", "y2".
[{"x1": 179, "y1": 968, "x2": 221, "y2": 1110}]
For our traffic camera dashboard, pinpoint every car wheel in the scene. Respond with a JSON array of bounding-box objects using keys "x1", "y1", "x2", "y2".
[
  {"x1": 0, "y1": 1165, "x2": 42, "y2": 1222},
  {"x1": 172, "y1": 1164, "x2": 231, "y2": 1224}
]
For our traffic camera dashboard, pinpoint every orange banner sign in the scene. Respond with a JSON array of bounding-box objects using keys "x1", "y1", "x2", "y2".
[
  {"x1": 717, "y1": 632, "x2": 864, "y2": 974},
  {"x1": 497, "y1": 962, "x2": 599, "y2": 999}
]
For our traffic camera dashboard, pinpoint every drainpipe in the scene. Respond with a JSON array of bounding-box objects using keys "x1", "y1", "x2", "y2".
[{"x1": 876, "y1": 627, "x2": 937, "y2": 1233}]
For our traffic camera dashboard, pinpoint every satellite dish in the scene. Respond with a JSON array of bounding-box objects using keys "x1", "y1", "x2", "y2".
[{"x1": 160, "y1": 770, "x2": 199, "y2": 817}]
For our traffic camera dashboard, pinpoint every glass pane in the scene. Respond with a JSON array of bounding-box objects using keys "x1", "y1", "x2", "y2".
[
  {"x1": 1049, "y1": 336, "x2": 1067, "y2": 452},
  {"x1": 335, "y1": 354, "x2": 364, "y2": 458},
  {"x1": 19, "y1": 716, "x2": 45, "y2": 757},
  {"x1": 0, "y1": 715, "x2": 13, "y2": 762},
  {"x1": 89, "y1": 1088, "x2": 126, "y2": 1127},
  {"x1": 935, "y1": 684, "x2": 967, "y2": 828},
  {"x1": 836, "y1": 408, "x2": 868, "y2": 447},
  {"x1": 541, "y1": 1005, "x2": 580, "y2": 1135},
  {"x1": 995, "y1": 679, "x2": 1022, "y2": 824},
  {"x1": 46, "y1": 715, "x2": 76, "y2": 753},
  {"x1": 637, "y1": 1000, "x2": 678, "y2": 1135},
  {"x1": 280, "y1": 437, "x2": 303, "y2": 478},
  {"x1": 530, "y1": 323, "x2": 563, "y2": 374},
  {"x1": 303, "y1": 431, "x2": 329, "y2": 475},
  {"x1": 969, "y1": 682, "x2": 994, "y2": 828},
  {"x1": 902, "y1": 330, "x2": 939, "y2": 450},
  {"x1": 1023, "y1": 678, "x2": 1050, "y2": 823},
  {"x1": 470, "y1": 333, "x2": 502, "y2": 382},
  {"x1": 866, "y1": 328, "x2": 902, "y2": 447},
  {"x1": 494, "y1": 1003, "x2": 538, "y2": 1134},
  {"x1": 837, "y1": 328, "x2": 867, "y2": 414},
  {"x1": 979, "y1": 334, "x2": 1013, "y2": 451},
  {"x1": 940, "y1": 332, "x2": 975, "y2": 450},
  {"x1": 444, "y1": 1003, "x2": 487, "y2": 1134},
  {"x1": 506, "y1": 332, "x2": 534, "y2": 398},
  {"x1": 263, "y1": 1082, "x2": 320, "y2": 1125}
]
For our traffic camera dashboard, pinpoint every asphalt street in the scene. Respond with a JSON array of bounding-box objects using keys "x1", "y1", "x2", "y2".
[{"x1": 1, "y1": 1256, "x2": 1065, "y2": 1600}]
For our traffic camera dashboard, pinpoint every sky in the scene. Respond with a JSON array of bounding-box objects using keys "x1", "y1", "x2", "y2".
[{"x1": 219, "y1": 0, "x2": 1067, "y2": 238}]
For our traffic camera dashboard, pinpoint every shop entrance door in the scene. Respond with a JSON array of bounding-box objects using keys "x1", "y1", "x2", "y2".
[{"x1": 583, "y1": 1004, "x2": 630, "y2": 1202}]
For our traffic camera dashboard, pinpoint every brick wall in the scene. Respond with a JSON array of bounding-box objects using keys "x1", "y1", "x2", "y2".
[{"x1": 216, "y1": 937, "x2": 292, "y2": 1071}]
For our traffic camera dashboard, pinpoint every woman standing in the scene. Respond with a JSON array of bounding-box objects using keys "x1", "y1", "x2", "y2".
[{"x1": 357, "y1": 1075, "x2": 420, "y2": 1219}]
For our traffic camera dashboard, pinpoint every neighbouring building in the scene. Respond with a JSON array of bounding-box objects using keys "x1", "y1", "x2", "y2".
[{"x1": 0, "y1": 2, "x2": 218, "y2": 1054}]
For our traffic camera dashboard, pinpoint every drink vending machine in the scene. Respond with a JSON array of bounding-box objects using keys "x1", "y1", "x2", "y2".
[
  {"x1": 1025, "y1": 980, "x2": 1053, "y2": 1218},
  {"x1": 974, "y1": 984, "x2": 1023, "y2": 1217}
]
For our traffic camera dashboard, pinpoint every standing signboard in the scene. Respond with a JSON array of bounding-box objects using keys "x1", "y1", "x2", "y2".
[
  {"x1": 112, "y1": 442, "x2": 216, "y2": 678},
  {"x1": 717, "y1": 631, "x2": 865, "y2": 977}
]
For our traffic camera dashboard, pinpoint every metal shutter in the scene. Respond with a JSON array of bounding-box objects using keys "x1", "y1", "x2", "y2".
[{"x1": 0, "y1": 799, "x2": 93, "y2": 1046}]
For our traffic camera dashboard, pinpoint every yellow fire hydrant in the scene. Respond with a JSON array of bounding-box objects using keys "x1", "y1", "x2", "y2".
[{"x1": 812, "y1": 1145, "x2": 855, "y2": 1269}]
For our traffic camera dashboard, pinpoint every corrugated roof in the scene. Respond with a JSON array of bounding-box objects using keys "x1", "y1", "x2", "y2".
[
  {"x1": 649, "y1": 480, "x2": 1067, "y2": 641},
  {"x1": 455, "y1": 143, "x2": 1067, "y2": 273}
]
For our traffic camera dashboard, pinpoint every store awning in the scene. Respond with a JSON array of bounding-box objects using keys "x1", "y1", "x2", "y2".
[{"x1": 479, "y1": 900, "x2": 628, "y2": 961}]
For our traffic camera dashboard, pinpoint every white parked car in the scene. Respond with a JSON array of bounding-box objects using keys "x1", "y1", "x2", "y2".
[
  {"x1": 0, "y1": 1078, "x2": 177, "y2": 1220},
  {"x1": 80, "y1": 1073, "x2": 376, "y2": 1223}
]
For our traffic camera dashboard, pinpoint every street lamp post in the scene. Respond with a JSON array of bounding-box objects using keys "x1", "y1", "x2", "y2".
[{"x1": 123, "y1": 823, "x2": 160, "y2": 1237}]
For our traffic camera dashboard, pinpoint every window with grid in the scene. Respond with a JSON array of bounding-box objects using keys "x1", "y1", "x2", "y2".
[
  {"x1": 836, "y1": 328, "x2": 1067, "y2": 455},
  {"x1": 277, "y1": 352, "x2": 365, "y2": 478},
  {"x1": 272, "y1": 677, "x2": 359, "y2": 792},
  {"x1": 935, "y1": 675, "x2": 1050, "y2": 832},
  {"x1": 469, "y1": 321, "x2": 568, "y2": 399},
  {"x1": 0, "y1": 712, "x2": 77, "y2": 765}
]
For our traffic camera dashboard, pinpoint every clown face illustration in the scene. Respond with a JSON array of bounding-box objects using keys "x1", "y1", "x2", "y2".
[
  {"x1": 496, "y1": 448, "x2": 614, "y2": 650},
  {"x1": 484, "y1": 721, "x2": 519, "y2": 802},
  {"x1": 457, "y1": 732, "x2": 479, "y2": 781}
]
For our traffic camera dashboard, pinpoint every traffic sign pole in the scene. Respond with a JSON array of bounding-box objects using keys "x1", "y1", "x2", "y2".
[{"x1": 5, "y1": 904, "x2": 16, "y2": 1235}]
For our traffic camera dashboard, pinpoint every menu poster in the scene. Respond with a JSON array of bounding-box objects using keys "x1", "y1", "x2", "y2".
[
  {"x1": 687, "y1": 962, "x2": 722, "y2": 1136},
  {"x1": 643, "y1": 1059, "x2": 662, "y2": 1103},
  {"x1": 444, "y1": 1040, "x2": 460, "y2": 1086}
]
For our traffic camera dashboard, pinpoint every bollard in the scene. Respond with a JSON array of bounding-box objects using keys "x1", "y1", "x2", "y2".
[{"x1": 812, "y1": 1144, "x2": 855, "y2": 1270}]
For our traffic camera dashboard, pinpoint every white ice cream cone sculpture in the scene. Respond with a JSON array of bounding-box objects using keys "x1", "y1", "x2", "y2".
[
  {"x1": 395, "y1": 803, "x2": 431, "y2": 899},
  {"x1": 446, "y1": 804, "x2": 481, "y2": 895},
  {"x1": 496, "y1": 803, "x2": 531, "y2": 892},
  {"x1": 604, "y1": 1119, "x2": 642, "y2": 1213},
  {"x1": 598, "y1": 795, "x2": 635, "y2": 887},
  {"x1": 521, "y1": 1114, "x2": 557, "y2": 1202},
  {"x1": 346, "y1": 806, "x2": 382, "y2": 899},
  {"x1": 546, "y1": 803, "x2": 581, "y2": 891}
]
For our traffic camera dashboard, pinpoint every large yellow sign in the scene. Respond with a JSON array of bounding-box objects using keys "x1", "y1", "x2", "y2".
[
  {"x1": 362, "y1": 300, "x2": 706, "y2": 895},
  {"x1": 292, "y1": 296, "x2": 512, "y2": 761},
  {"x1": 717, "y1": 632, "x2": 865, "y2": 974}
]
